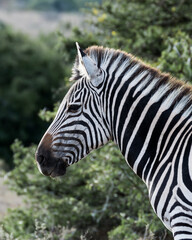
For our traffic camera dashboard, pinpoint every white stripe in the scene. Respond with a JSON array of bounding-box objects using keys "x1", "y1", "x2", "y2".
[
  {"x1": 149, "y1": 119, "x2": 192, "y2": 195},
  {"x1": 120, "y1": 77, "x2": 158, "y2": 150},
  {"x1": 105, "y1": 56, "x2": 132, "y2": 124},
  {"x1": 133, "y1": 89, "x2": 178, "y2": 173},
  {"x1": 114, "y1": 70, "x2": 149, "y2": 144},
  {"x1": 123, "y1": 83, "x2": 169, "y2": 162},
  {"x1": 177, "y1": 131, "x2": 192, "y2": 209},
  {"x1": 151, "y1": 126, "x2": 192, "y2": 221}
]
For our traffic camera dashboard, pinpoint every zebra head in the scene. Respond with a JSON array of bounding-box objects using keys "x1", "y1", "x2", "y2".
[{"x1": 36, "y1": 43, "x2": 111, "y2": 177}]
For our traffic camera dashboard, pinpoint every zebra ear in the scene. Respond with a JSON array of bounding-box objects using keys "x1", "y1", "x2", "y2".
[{"x1": 76, "y1": 42, "x2": 103, "y2": 87}]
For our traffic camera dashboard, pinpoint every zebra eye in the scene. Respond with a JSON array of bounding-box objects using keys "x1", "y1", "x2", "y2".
[{"x1": 68, "y1": 104, "x2": 81, "y2": 113}]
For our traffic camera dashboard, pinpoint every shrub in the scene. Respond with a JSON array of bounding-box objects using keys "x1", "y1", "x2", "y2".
[
  {"x1": 90, "y1": 0, "x2": 192, "y2": 60},
  {"x1": 158, "y1": 31, "x2": 192, "y2": 83}
]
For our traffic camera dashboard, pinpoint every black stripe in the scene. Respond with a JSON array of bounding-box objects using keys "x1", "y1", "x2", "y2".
[
  {"x1": 142, "y1": 108, "x2": 173, "y2": 180},
  {"x1": 160, "y1": 127, "x2": 192, "y2": 219},
  {"x1": 56, "y1": 130, "x2": 89, "y2": 152},
  {"x1": 182, "y1": 135, "x2": 192, "y2": 190}
]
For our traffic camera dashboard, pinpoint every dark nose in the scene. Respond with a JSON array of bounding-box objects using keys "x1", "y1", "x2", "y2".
[
  {"x1": 36, "y1": 133, "x2": 53, "y2": 161},
  {"x1": 35, "y1": 133, "x2": 53, "y2": 176},
  {"x1": 36, "y1": 154, "x2": 45, "y2": 165},
  {"x1": 36, "y1": 133, "x2": 68, "y2": 177}
]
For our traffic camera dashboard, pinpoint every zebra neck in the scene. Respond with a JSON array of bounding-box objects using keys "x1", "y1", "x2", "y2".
[{"x1": 106, "y1": 65, "x2": 192, "y2": 182}]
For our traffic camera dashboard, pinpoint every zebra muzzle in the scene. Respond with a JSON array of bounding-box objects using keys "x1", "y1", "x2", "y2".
[
  {"x1": 35, "y1": 133, "x2": 69, "y2": 177},
  {"x1": 36, "y1": 152, "x2": 68, "y2": 178}
]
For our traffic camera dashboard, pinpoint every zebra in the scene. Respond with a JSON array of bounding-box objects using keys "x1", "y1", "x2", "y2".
[{"x1": 36, "y1": 43, "x2": 192, "y2": 240}]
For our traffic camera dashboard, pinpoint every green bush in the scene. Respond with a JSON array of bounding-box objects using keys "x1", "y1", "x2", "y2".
[
  {"x1": 0, "y1": 25, "x2": 65, "y2": 166},
  {"x1": 158, "y1": 31, "x2": 192, "y2": 82},
  {"x1": 90, "y1": 0, "x2": 192, "y2": 60}
]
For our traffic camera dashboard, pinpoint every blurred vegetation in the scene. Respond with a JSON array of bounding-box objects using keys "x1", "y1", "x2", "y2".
[
  {"x1": 0, "y1": 0, "x2": 192, "y2": 239},
  {"x1": 15, "y1": 0, "x2": 101, "y2": 12},
  {"x1": 0, "y1": 24, "x2": 66, "y2": 166},
  {"x1": 158, "y1": 31, "x2": 192, "y2": 82}
]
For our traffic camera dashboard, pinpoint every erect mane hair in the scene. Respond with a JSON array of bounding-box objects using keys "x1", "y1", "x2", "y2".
[{"x1": 70, "y1": 45, "x2": 192, "y2": 104}]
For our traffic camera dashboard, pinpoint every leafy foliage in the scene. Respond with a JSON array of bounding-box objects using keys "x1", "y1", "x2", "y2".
[
  {"x1": 158, "y1": 31, "x2": 192, "y2": 82},
  {"x1": 90, "y1": 0, "x2": 192, "y2": 59}
]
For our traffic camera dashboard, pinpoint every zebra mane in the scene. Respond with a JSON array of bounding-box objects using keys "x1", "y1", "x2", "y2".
[{"x1": 70, "y1": 46, "x2": 192, "y2": 112}]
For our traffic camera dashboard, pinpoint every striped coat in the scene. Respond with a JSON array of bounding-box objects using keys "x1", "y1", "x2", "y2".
[{"x1": 36, "y1": 44, "x2": 192, "y2": 239}]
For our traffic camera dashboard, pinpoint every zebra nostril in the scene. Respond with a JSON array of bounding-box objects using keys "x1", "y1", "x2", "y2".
[{"x1": 36, "y1": 154, "x2": 45, "y2": 165}]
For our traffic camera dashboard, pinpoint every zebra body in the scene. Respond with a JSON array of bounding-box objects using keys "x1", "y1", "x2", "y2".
[{"x1": 36, "y1": 44, "x2": 192, "y2": 239}]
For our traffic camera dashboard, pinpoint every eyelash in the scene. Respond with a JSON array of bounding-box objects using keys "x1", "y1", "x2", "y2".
[{"x1": 68, "y1": 104, "x2": 81, "y2": 113}]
